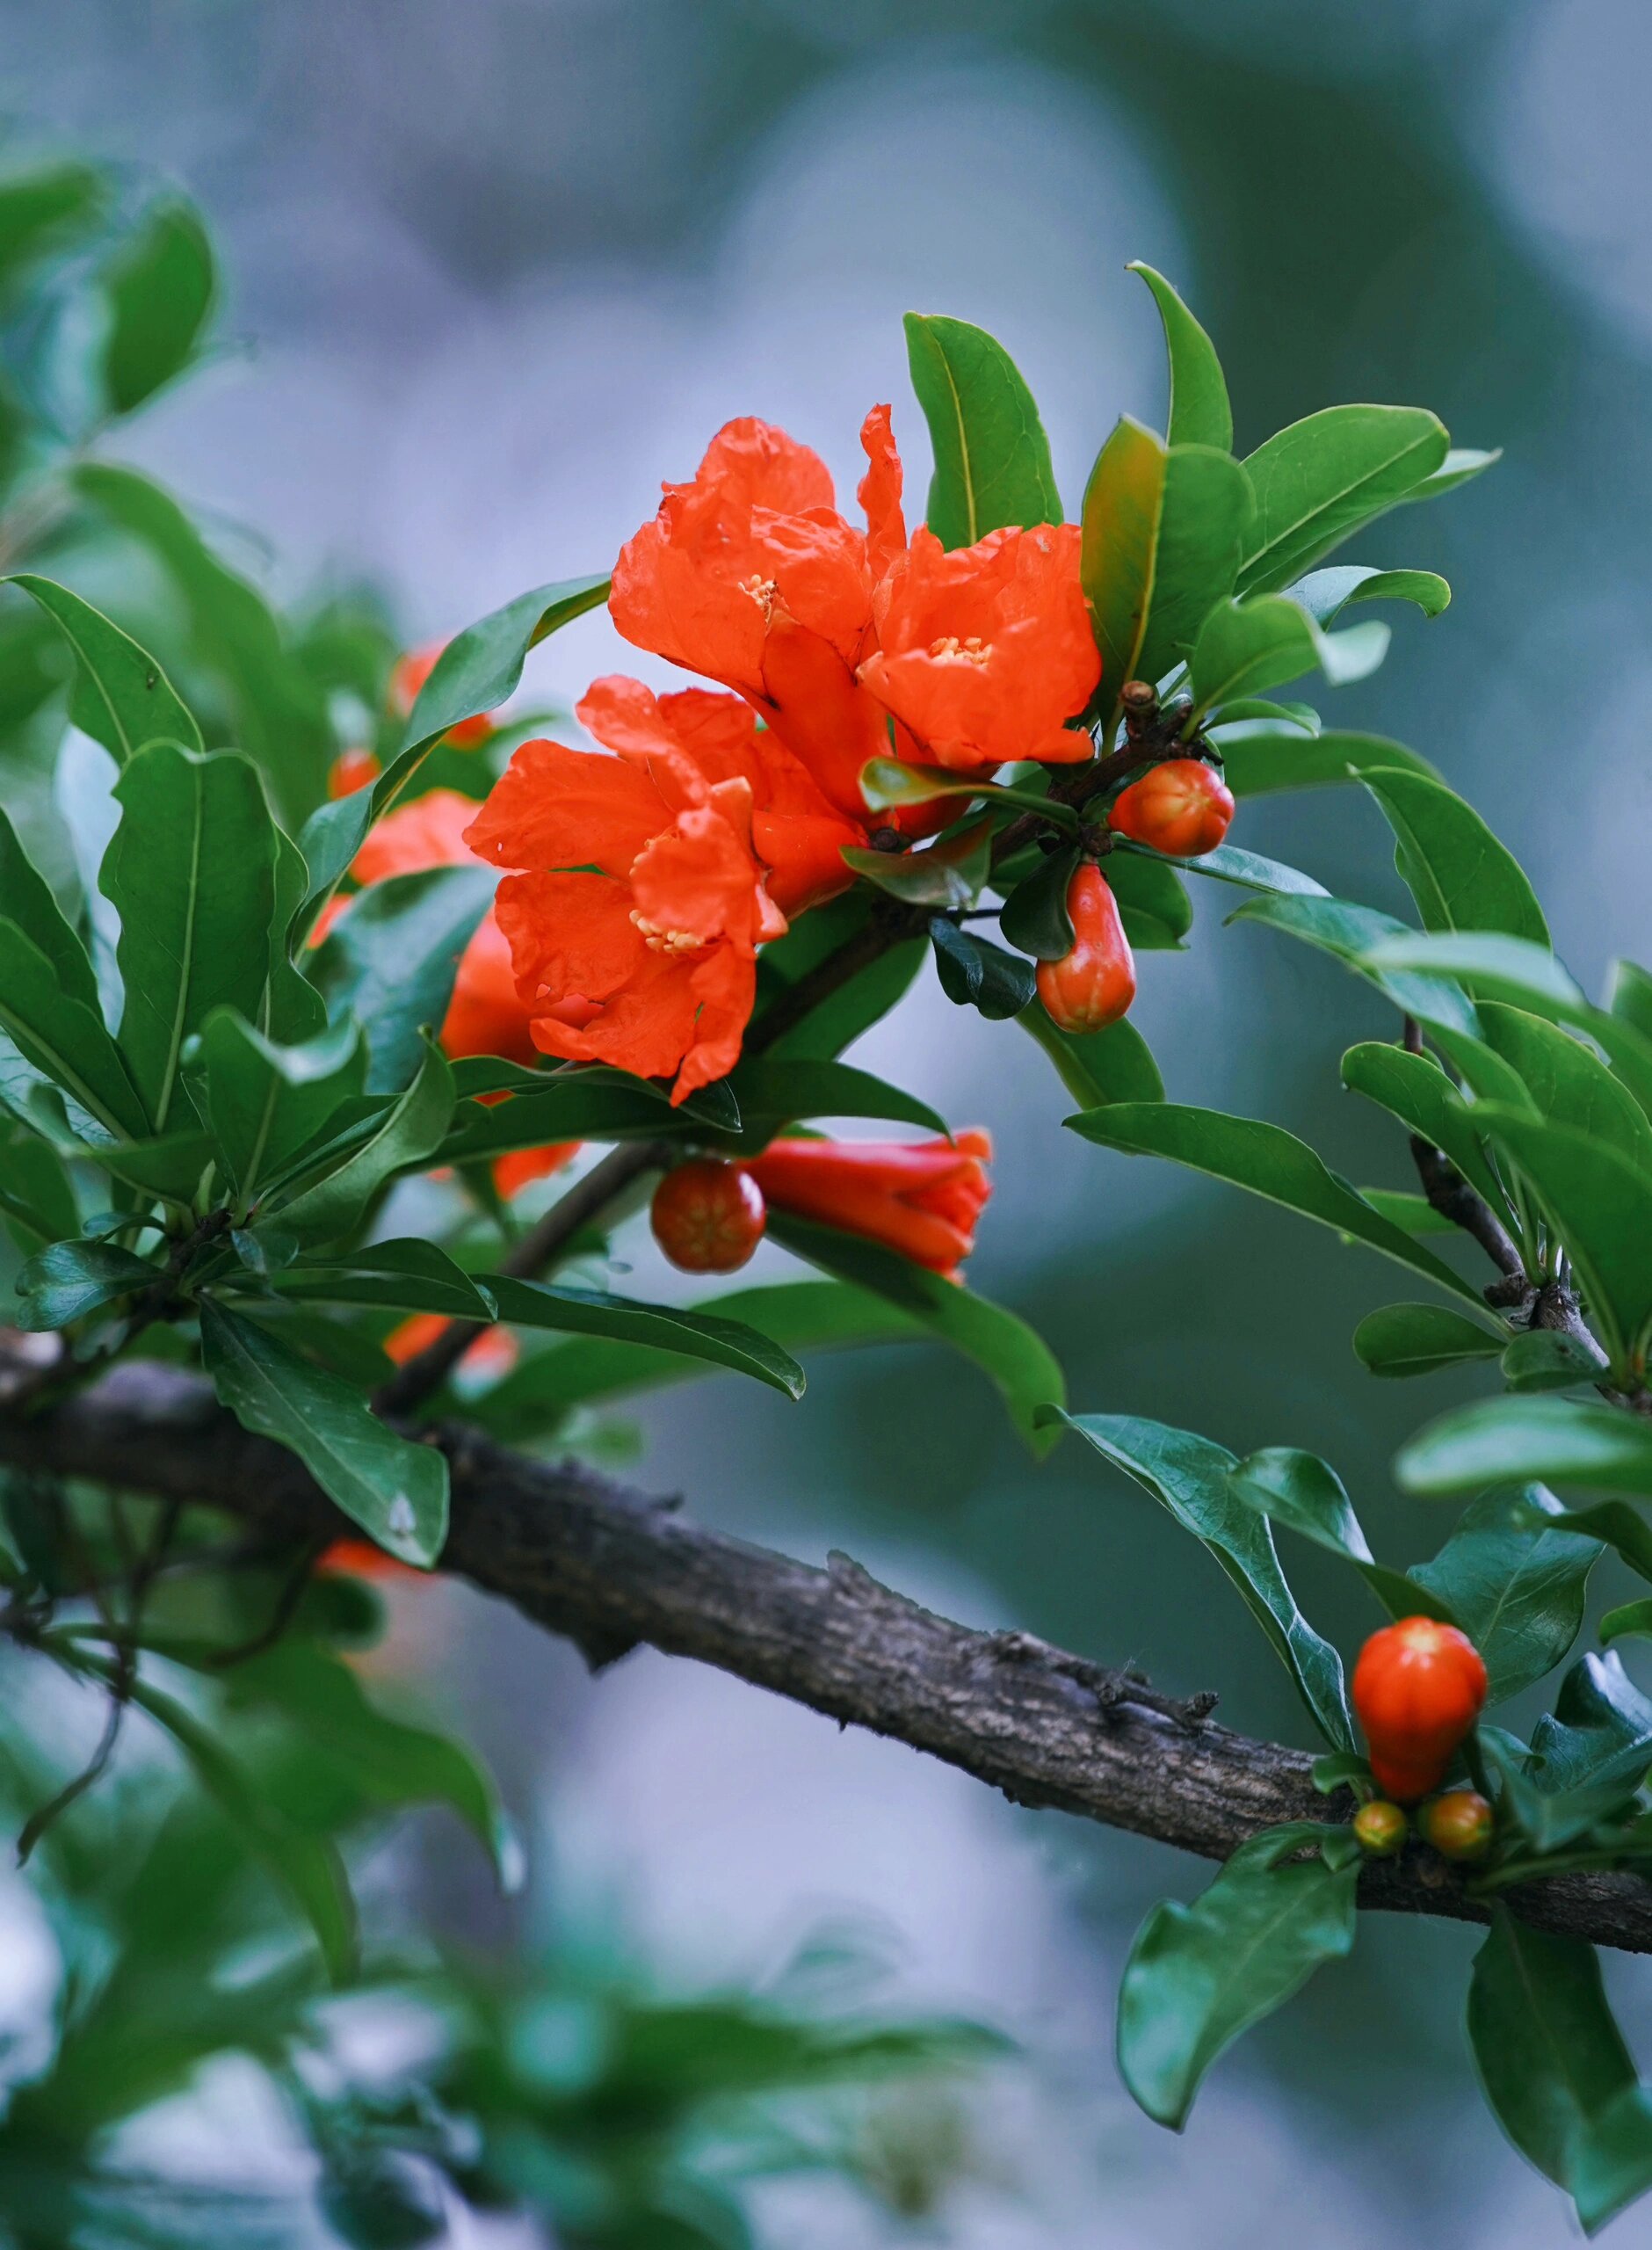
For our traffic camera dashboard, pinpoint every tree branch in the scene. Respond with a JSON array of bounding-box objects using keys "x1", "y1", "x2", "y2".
[{"x1": 5, "y1": 1348, "x2": 1652, "y2": 1954}]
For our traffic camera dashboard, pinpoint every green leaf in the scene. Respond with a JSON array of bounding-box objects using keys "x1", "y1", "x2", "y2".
[
  {"x1": 902, "y1": 313, "x2": 1061, "y2": 549},
  {"x1": 1479, "y1": 1006, "x2": 1652, "y2": 1176},
  {"x1": 270, "y1": 1035, "x2": 453, "y2": 1244},
  {"x1": 1117, "y1": 1826, "x2": 1358, "y2": 2129},
  {"x1": 858, "y1": 757, "x2": 1076, "y2": 828},
  {"x1": 1187, "y1": 594, "x2": 1389, "y2": 718},
  {"x1": 0, "y1": 1127, "x2": 78, "y2": 1251},
  {"x1": 1081, "y1": 416, "x2": 1164, "y2": 695},
  {"x1": 929, "y1": 917, "x2": 1038, "y2": 1019},
  {"x1": 1136, "y1": 448, "x2": 1257, "y2": 688},
  {"x1": 1236, "y1": 405, "x2": 1450, "y2": 597},
  {"x1": 1402, "y1": 446, "x2": 1500, "y2": 504},
  {"x1": 1570, "y1": 2087, "x2": 1652, "y2": 2236},
  {"x1": 1352, "y1": 1302, "x2": 1503, "y2": 1379},
  {"x1": 1232, "y1": 894, "x2": 1482, "y2": 1039},
  {"x1": 998, "y1": 843, "x2": 1079, "y2": 961},
  {"x1": 1503, "y1": 1328, "x2": 1608, "y2": 1393},
  {"x1": 768, "y1": 1213, "x2": 1064, "y2": 1455},
  {"x1": 1602, "y1": 1600, "x2": 1652, "y2": 1648},
  {"x1": 1046, "y1": 1411, "x2": 1352, "y2": 1746},
  {"x1": 2, "y1": 574, "x2": 201, "y2": 763},
  {"x1": 1127, "y1": 262, "x2": 1232, "y2": 452},
  {"x1": 1156, "y1": 841, "x2": 1330, "y2": 898},
  {"x1": 1225, "y1": 1441, "x2": 1453, "y2": 1624},
  {"x1": 722, "y1": 1058, "x2": 947, "y2": 1142},
  {"x1": 1018, "y1": 1002, "x2": 1164, "y2": 1108},
  {"x1": 1474, "y1": 1105, "x2": 1652, "y2": 1365},
  {"x1": 435, "y1": 1078, "x2": 695, "y2": 1165},
  {"x1": 295, "y1": 575, "x2": 608, "y2": 929},
  {"x1": 1340, "y1": 1042, "x2": 1508, "y2": 1214},
  {"x1": 1409, "y1": 1487, "x2": 1599, "y2": 1702},
  {"x1": 265, "y1": 825, "x2": 328, "y2": 1043},
  {"x1": 1397, "y1": 1397, "x2": 1652, "y2": 1501},
  {"x1": 0, "y1": 917, "x2": 149, "y2": 1141},
  {"x1": 1218, "y1": 727, "x2": 1441, "y2": 801},
  {"x1": 266, "y1": 1239, "x2": 497, "y2": 1322},
  {"x1": 190, "y1": 1012, "x2": 366, "y2": 1204},
  {"x1": 485, "y1": 1274, "x2": 806, "y2": 1402},
  {"x1": 1357, "y1": 1187, "x2": 1459, "y2": 1236},
  {"x1": 1607, "y1": 960, "x2": 1652, "y2": 1042},
  {"x1": 1285, "y1": 565, "x2": 1451, "y2": 624},
  {"x1": 1360, "y1": 932, "x2": 1585, "y2": 1016},
  {"x1": 1104, "y1": 849, "x2": 1192, "y2": 950},
  {"x1": 14, "y1": 1238, "x2": 156, "y2": 1331},
  {"x1": 0, "y1": 801, "x2": 101, "y2": 1016},
  {"x1": 0, "y1": 161, "x2": 106, "y2": 299},
  {"x1": 1064, "y1": 1101, "x2": 1486, "y2": 1306},
  {"x1": 199, "y1": 1298, "x2": 448, "y2": 1565},
  {"x1": 102, "y1": 743, "x2": 279, "y2": 1131},
  {"x1": 309, "y1": 864, "x2": 494, "y2": 1094},
  {"x1": 844, "y1": 823, "x2": 991, "y2": 910},
  {"x1": 1467, "y1": 1912, "x2": 1636, "y2": 2221},
  {"x1": 99, "y1": 197, "x2": 214, "y2": 415},
  {"x1": 1362, "y1": 769, "x2": 1549, "y2": 947}
]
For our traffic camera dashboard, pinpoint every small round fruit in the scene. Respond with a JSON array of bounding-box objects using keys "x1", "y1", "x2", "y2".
[
  {"x1": 1036, "y1": 864, "x2": 1136, "y2": 1034},
  {"x1": 650, "y1": 1159, "x2": 766, "y2": 1274},
  {"x1": 1108, "y1": 758, "x2": 1234, "y2": 857},
  {"x1": 1420, "y1": 1789, "x2": 1494, "y2": 1863},
  {"x1": 1352, "y1": 1799, "x2": 1409, "y2": 1857}
]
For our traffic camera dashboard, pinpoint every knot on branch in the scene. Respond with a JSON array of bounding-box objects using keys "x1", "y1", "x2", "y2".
[{"x1": 985, "y1": 1629, "x2": 1216, "y2": 1731}]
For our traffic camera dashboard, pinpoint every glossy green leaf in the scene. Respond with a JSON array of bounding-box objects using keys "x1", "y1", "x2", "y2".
[
  {"x1": 1018, "y1": 1003, "x2": 1164, "y2": 1108},
  {"x1": 1340, "y1": 1042, "x2": 1507, "y2": 1214},
  {"x1": 844, "y1": 823, "x2": 991, "y2": 910},
  {"x1": 1226, "y1": 1441, "x2": 1453, "y2": 1623},
  {"x1": 309, "y1": 863, "x2": 494, "y2": 1094},
  {"x1": 1186, "y1": 594, "x2": 1389, "y2": 718},
  {"x1": 1236, "y1": 405, "x2": 1449, "y2": 596},
  {"x1": 486, "y1": 1274, "x2": 805, "y2": 1402},
  {"x1": 1128, "y1": 262, "x2": 1232, "y2": 452},
  {"x1": 102, "y1": 743, "x2": 279, "y2": 1132},
  {"x1": 1401, "y1": 446, "x2": 1500, "y2": 504},
  {"x1": 1104, "y1": 849, "x2": 1192, "y2": 950},
  {"x1": 1409, "y1": 1487, "x2": 1599, "y2": 1702},
  {"x1": 0, "y1": 1127, "x2": 78, "y2": 1252},
  {"x1": 1209, "y1": 698, "x2": 1321, "y2": 733},
  {"x1": 1064, "y1": 1101, "x2": 1486, "y2": 1305},
  {"x1": 998, "y1": 843, "x2": 1079, "y2": 960},
  {"x1": 1233, "y1": 894, "x2": 1482, "y2": 1039},
  {"x1": 902, "y1": 313, "x2": 1061, "y2": 549},
  {"x1": 14, "y1": 1238, "x2": 156, "y2": 1331},
  {"x1": 769, "y1": 1213, "x2": 1064, "y2": 1455},
  {"x1": 436, "y1": 1078, "x2": 695, "y2": 1165},
  {"x1": 1359, "y1": 932, "x2": 1585, "y2": 1016},
  {"x1": 0, "y1": 917, "x2": 149, "y2": 1141},
  {"x1": 1398, "y1": 1397, "x2": 1652, "y2": 1500},
  {"x1": 1607, "y1": 959, "x2": 1652, "y2": 1042},
  {"x1": 99, "y1": 197, "x2": 215, "y2": 414},
  {"x1": 1478, "y1": 1006, "x2": 1652, "y2": 1175},
  {"x1": 1352, "y1": 1302, "x2": 1503, "y2": 1379},
  {"x1": 1602, "y1": 1600, "x2": 1652, "y2": 1648},
  {"x1": 1503, "y1": 1328, "x2": 1608, "y2": 1393},
  {"x1": 190, "y1": 1012, "x2": 366, "y2": 1204},
  {"x1": 1046, "y1": 1411, "x2": 1351, "y2": 1746},
  {"x1": 1082, "y1": 416, "x2": 1166, "y2": 695},
  {"x1": 858, "y1": 758, "x2": 1076, "y2": 829},
  {"x1": 929, "y1": 917, "x2": 1038, "y2": 1019},
  {"x1": 264, "y1": 825, "x2": 328, "y2": 1043},
  {"x1": 270, "y1": 1035, "x2": 453, "y2": 1244},
  {"x1": 1285, "y1": 565, "x2": 1451, "y2": 624},
  {"x1": 0, "y1": 801, "x2": 100, "y2": 1016},
  {"x1": 2, "y1": 573, "x2": 201, "y2": 762},
  {"x1": 1156, "y1": 841, "x2": 1330, "y2": 898},
  {"x1": 1474, "y1": 1105, "x2": 1652, "y2": 1365},
  {"x1": 266, "y1": 1239, "x2": 497, "y2": 1322},
  {"x1": 1218, "y1": 727, "x2": 1440, "y2": 800},
  {"x1": 1118, "y1": 1825, "x2": 1358, "y2": 2130},
  {"x1": 1362, "y1": 770, "x2": 1549, "y2": 947},
  {"x1": 1136, "y1": 446, "x2": 1256, "y2": 687},
  {"x1": 722, "y1": 1057, "x2": 946, "y2": 1141},
  {"x1": 199, "y1": 1297, "x2": 448, "y2": 1566}
]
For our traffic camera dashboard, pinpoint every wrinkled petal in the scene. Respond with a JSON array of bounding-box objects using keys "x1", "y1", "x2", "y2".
[
  {"x1": 758, "y1": 617, "x2": 892, "y2": 821},
  {"x1": 531, "y1": 944, "x2": 703, "y2": 1084},
  {"x1": 629, "y1": 804, "x2": 760, "y2": 948},
  {"x1": 494, "y1": 871, "x2": 645, "y2": 1007},
  {"x1": 857, "y1": 403, "x2": 907, "y2": 582},
  {"x1": 677, "y1": 943, "x2": 757, "y2": 1101},
  {"x1": 692, "y1": 417, "x2": 838, "y2": 516},
  {"x1": 466, "y1": 737, "x2": 666, "y2": 876}
]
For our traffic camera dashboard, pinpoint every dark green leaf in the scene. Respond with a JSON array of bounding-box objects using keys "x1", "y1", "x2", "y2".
[
  {"x1": 1409, "y1": 1488, "x2": 1599, "y2": 1702},
  {"x1": 0, "y1": 917, "x2": 149, "y2": 1141},
  {"x1": 1225, "y1": 1441, "x2": 1453, "y2": 1624},
  {"x1": 0, "y1": 1127, "x2": 79, "y2": 1251},
  {"x1": 309, "y1": 864, "x2": 494, "y2": 1094},
  {"x1": 199, "y1": 1297, "x2": 448, "y2": 1565},
  {"x1": 102, "y1": 743, "x2": 279, "y2": 1132},
  {"x1": 435, "y1": 1076, "x2": 696, "y2": 1166},
  {"x1": 266, "y1": 1239, "x2": 497, "y2": 1322},
  {"x1": 1397, "y1": 1397, "x2": 1652, "y2": 1500},
  {"x1": 1353, "y1": 1302, "x2": 1502, "y2": 1379},
  {"x1": 486, "y1": 1274, "x2": 806, "y2": 1401},
  {"x1": 191, "y1": 1012, "x2": 365, "y2": 1204},
  {"x1": 1478, "y1": 1006, "x2": 1652, "y2": 1175},
  {"x1": 1081, "y1": 415, "x2": 1166, "y2": 696},
  {"x1": 1103, "y1": 849, "x2": 1192, "y2": 950},
  {"x1": 14, "y1": 1238, "x2": 156, "y2": 1331},
  {"x1": 1232, "y1": 893, "x2": 1482, "y2": 1039},
  {"x1": 902, "y1": 313, "x2": 1061, "y2": 548},
  {"x1": 722, "y1": 1058, "x2": 946, "y2": 1141},
  {"x1": 1064, "y1": 1101, "x2": 1486, "y2": 1305},
  {"x1": 1503, "y1": 1329, "x2": 1609, "y2": 1393},
  {"x1": 998, "y1": 843, "x2": 1079, "y2": 961},
  {"x1": 1363, "y1": 769, "x2": 1549, "y2": 947},
  {"x1": 99, "y1": 198, "x2": 214, "y2": 414},
  {"x1": 1, "y1": 573, "x2": 201, "y2": 762},
  {"x1": 1018, "y1": 1002, "x2": 1164, "y2": 1107},
  {"x1": 1359, "y1": 931, "x2": 1584, "y2": 1015},
  {"x1": 1218, "y1": 727, "x2": 1441, "y2": 800},
  {"x1": 1474, "y1": 1106, "x2": 1652, "y2": 1366},
  {"x1": 0, "y1": 161, "x2": 106, "y2": 298},
  {"x1": 844, "y1": 824, "x2": 991, "y2": 910},
  {"x1": 1117, "y1": 1826, "x2": 1358, "y2": 2128},
  {"x1": 1046, "y1": 1411, "x2": 1352, "y2": 1746},
  {"x1": 1601, "y1": 1601, "x2": 1652, "y2": 1649},
  {"x1": 769, "y1": 1214, "x2": 1064, "y2": 1455},
  {"x1": 929, "y1": 918, "x2": 1037, "y2": 1019},
  {"x1": 270, "y1": 1036, "x2": 453, "y2": 1243},
  {"x1": 1340, "y1": 1042, "x2": 1508, "y2": 1214},
  {"x1": 1128, "y1": 262, "x2": 1233, "y2": 452},
  {"x1": 1236, "y1": 406, "x2": 1449, "y2": 596},
  {"x1": 1161, "y1": 841, "x2": 1330, "y2": 897},
  {"x1": 0, "y1": 802, "x2": 99, "y2": 1018},
  {"x1": 1569, "y1": 2086, "x2": 1652, "y2": 2236}
]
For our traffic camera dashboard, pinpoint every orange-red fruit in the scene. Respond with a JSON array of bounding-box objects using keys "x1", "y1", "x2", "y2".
[
  {"x1": 1351, "y1": 1616, "x2": 1488, "y2": 1804},
  {"x1": 1036, "y1": 864, "x2": 1136, "y2": 1034},
  {"x1": 1352, "y1": 1799, "x2": 1408, "y2": 1857},
  {"x1": 650, "y1": 1158, "x2": 766, "y2": 1274},
  {"x1": 1420, "y1": 1789, "x2": 1494, "y2": 1863},
  {"x1": 1109, "y1": 758, "x2": 1234, "y2": 858}
]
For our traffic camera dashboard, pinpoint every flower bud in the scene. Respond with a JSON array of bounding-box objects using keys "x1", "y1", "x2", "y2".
[
  {"x1": 1351, "y1": 1616, "x2": 1487, "y2": 1804},
  {"x1": 650, "y1": 1158, "x2": 766, "y2": 1274},
  {"x1": 1352, "y1": 1799, "x2": 1409, "y2": 1857},
  {"x1": 1419, "y1": 1789, "x2": 1494, "y2": 1863},
  {"x1": 1109, "y1": 758, "x2": 1234, "y2": 857},
  {"x1": 1035, "y1": 864, "x2": 1136, "y2": 1034}
]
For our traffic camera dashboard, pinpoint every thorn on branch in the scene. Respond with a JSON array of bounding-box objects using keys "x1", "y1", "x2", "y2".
[{"x1": 986, "y1": 1629, "x2": 1216, "y2": 1731}]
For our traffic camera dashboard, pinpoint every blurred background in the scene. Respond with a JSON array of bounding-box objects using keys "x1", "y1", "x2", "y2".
[{"x1": 6, "y1": 0, "x2": 1652, "y2": 2240}]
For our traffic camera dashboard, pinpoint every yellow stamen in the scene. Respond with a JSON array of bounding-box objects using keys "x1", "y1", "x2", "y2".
[{"x1": 927, "y1": 634, "x2": 993, "y2": 664}]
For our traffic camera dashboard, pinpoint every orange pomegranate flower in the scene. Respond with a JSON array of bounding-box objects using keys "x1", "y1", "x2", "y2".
[
  {"x1": 746, "y1": 1130, "x2": 992, "y2": 1279},
  {"x1": 465, "y1": 719, "x2": 786, "y2": 1103},
  {"x1": 389, "y1": 638, "x2": 498, "y2": 749}
]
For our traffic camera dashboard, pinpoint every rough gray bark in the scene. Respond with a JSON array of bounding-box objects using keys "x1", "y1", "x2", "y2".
[{"x1": 4, "y1": 1349, "x2": 1651, "y2": 1953}]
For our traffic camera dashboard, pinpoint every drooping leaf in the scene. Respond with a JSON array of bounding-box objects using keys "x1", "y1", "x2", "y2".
[
  {"x1": 1359, "y1": 931, "x2": 1585, "y2": 1016},
  {"x1": 1409, "y1": 1487, "x2": 1599, "y2": 1702},
  {"x1": 199, "y1": 1297, "x2": 448, "y2": 1566},
  {"x1": 1284, "y1": 565, "x2": 1451, "y2": 624},
  {"x1": 1155, "y1": 841, "x2": 1330, "y2": 898},
  {"x1": 0, "y1": 800, "x2": 101, "y2": 1015},
  {"x1": 929, "y1": 917, "x2": 1038, "y2": 1019},
  {"x1": 190, "y1": 1012, "x2": 366, "y2": 1204},
  {"x1": 14, "y1": 1238, "x2": 156, "y2": 1331},
  {"x1": 98, "y1": 197, "x2": 215, "y2": 415},
  {"x1": 269, "y1": 1036, "x2": 453, "y2": 1244},
  {"x1": 1225, "y1": 1441, "x2": 1452, "y2": 1624},
  {"x1": 0, "y1": 917, "x2": 149, "y2": 1141},
  {"x1": 1064, "y1": 1101, "x2": 1486, "y2": 1306},
  {"x1": 2, "y1": 574, "x2": 201, "y2": 763},
  {"x1": 768, "y1": 1214, "x2": 1064, "y2": 1455},
  {"x1": 1231, "y1": 893, "x2": 1482, "y2": 1039},
  {"x1": 1128, "y1": 261, "x2": 1232, "y2": 452},
  {"x1": 1398, "y1": 1397, "x2": 1652, "y2": 1501},
  {"x1": 902, "y1": 313, "x2": 1062, "y2": 549},
  {"x1": 486, "y1": 1274, "x2": 806, "y2": 1402},
  {"x1": 844, "y1": 823, "x2": 992, "y2": 910},
  {"x1": 102, "y1": 742, "x2": 279, "y2": 1131},
  {"x1": 1186, "y1": 594, "x2": 1389, "y2": 719},
  {"x1": 1018, "y1": 1002, "x2": 1165, "y2": 1108},
  {"x1": 1045, "y1": 1411, "x2": 1352, "y2": 1746},
  {"x1": 1218, "y1": 727, "x2": 1441, "y2": 800},
  {"x1": 309, "y1": 863, "x2": 495, "y2": 1094},
  {"x1": 1117, "y1": 1825, "x2": 1358, "y2": 2129},
  {"x1": 1236, "y1": 405, "x2": 1450, "y2": 596},
  {"x1": 1351, "y1": 1302, "x2": 1503, "y2": 1379},
  {"x1": 1362, "y1": 769, "x2": 1549, "y2": 947}
]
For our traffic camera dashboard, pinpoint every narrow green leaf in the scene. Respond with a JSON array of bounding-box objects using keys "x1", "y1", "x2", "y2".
[
  {"x1": 191, "y1": 1012, "x2": 366, "y2": 1204},
  {"x1": 485, "y1": 1274, "x2": 806, "y2": 1402},
  {"x1": 1219, "y1": 727, "x2": 1441, "y2": 801},
  {"x1": 270, "y1": 1036, "x2": 453, "y2": 1243},
  {"x1": 1064, "y1": 1101, "x2": 1487, "y2": 1306},
  {"x1": 1018, "y1": 1003, "x2": 1164, "y2": 1108},
  {"x1": 2, "y1": 573, "x2": 201, "y2": 763},
  {"x1": 266, "y1": 1239, "x2": 497, "y2": 1322},
  {"x1": 1226, "y1": 1441, "x2": 1453, "y2": 1624},
  {"x1": 1233, "y1": 893, "x2": 1482, "y2": 1039},
  {"x1": 1340, "y1": 1042, "x2": 1508, "y2": 1214},
  {"x1": 1118, "y1": 1827, "x2": 1358, "y2": 2129},
  {"x1": 1127, "y1": 262, "x2": 1232, "y2": 452},
  {"x1": 1474, "y1": 1105, "x2": 1652, "y2": 1365},
  {"x1": 1155, "y1": 841, "x2": 1330, "y2": 898},
  {"x1": 1398, "y1": 1397, "x2": 1652, "y2": 1500},
  {"x1": 0, "y1": 802, "x2": 100, "y2": 1016},
  {"x1": 99, "y1": 197, "x2": 215, "y2": 414},
  {"x1": 1046, "y1": 1410, "x2": 1352, "y2": 1746},
  {"x1": 1134, "y1": 446, "x2": 1256, "y2": 686},
  {"x1": 1237, "y1": 405, "x2": 1450, "y2": 596},
  {"x1": 0, "y1": 917, "x2": 149, "y2": 1141},
  {"x1": 1362, "y1": 769, "x2": 1549, "y2": 947},
  {"x1": 199, "y1": 1297, "x2": 448, "y2": 1565},
  {"x1": 1359, "y1": 932, "x2": 1585, "y2": 1015},
  {"x1": 902, "y1": 313, "x2": 1062, "y2": 549},
  {"x1": 1081, "y1": 416, "x2": 1165, "y2": 694},
  {"x1": 1409, "y1": 1487, "x2": 1599, "y2": 1702},
  {"x1": 14, "y1": 1239, "x2": 156, "y2": 1331},
  {"x1": 722, "y1": 1057, "x2": 946, "y2": 1142},
  {"x1": 1602, "y1": 1601, "x2": 1652, "y2": 1649},
  {"x1": 1401, "y1": 447, "x2": 1500, "y2": 504},
  {"x1": 309, "y1": 863, "x2": 494, "y2": 1094}
]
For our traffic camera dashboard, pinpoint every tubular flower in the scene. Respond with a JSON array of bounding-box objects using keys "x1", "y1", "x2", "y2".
[
  {"x1": 610, "y1": 406, "x2": 1098, "y2": 818},
  {"x1": 389, "y1": 638, "x2": 498, "y2": 748},
  {"x1": 465, "y1": 718, "x2": 786, "y2": 1104},
  {"x1": 746, "y1": 1130, "x2": 992, "y2": 1279}
]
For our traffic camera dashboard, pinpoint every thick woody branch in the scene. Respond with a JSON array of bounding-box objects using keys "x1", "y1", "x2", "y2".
[{"x1": 4, "y1": 1352, "x2": 1652, "y2": 1954}]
